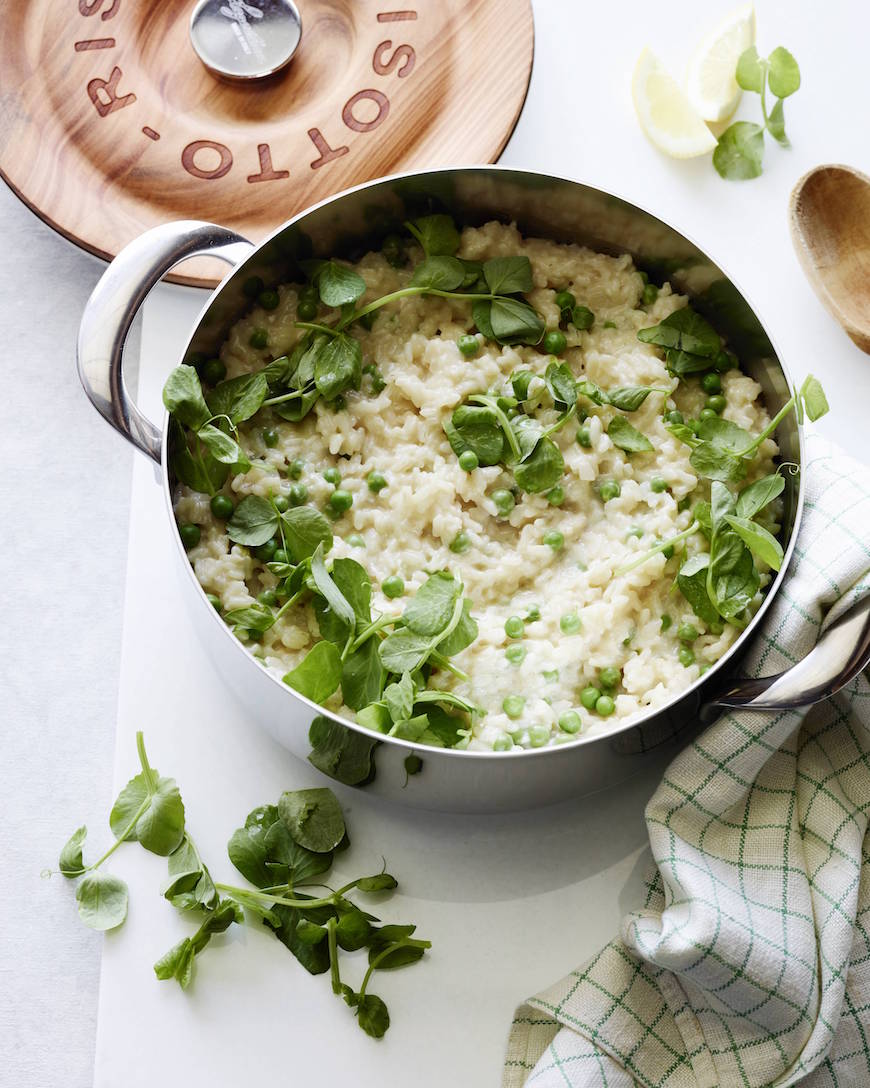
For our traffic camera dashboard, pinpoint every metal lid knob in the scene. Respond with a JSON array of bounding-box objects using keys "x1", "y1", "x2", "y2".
[{"x1": 189, "y1": 0, "x2": 302, "y2": 82}]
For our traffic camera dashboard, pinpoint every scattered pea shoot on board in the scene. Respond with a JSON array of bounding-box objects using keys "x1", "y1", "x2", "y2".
[{"x1": 52, "y1": 732, "x2": 429, "y2": 1038}]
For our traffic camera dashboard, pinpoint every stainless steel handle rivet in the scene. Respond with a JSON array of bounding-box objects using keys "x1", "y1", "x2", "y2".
[{"x1": 189, "y1": 0, "x2": 302, "y2": 82}]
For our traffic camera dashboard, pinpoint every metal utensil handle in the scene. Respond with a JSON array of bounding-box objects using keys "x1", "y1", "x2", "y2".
[
  {"x1": 701, "y1": 592, "x2": 870, "y2": 720},
  {"x1": 77, "y1": 221, "x2": 254, "y2": 463}
]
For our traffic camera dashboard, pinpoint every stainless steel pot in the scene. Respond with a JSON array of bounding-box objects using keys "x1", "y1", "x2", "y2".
[{"x1": 77, "y1": 166, "x2": 869, "y2": 812}]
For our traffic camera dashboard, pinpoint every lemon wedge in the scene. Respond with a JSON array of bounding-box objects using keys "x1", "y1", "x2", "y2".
[
  {"x1": 685, "y1": 4, "x2": 756, "y2": 122},
  {"x1": 632, "y1": 48, "x2": 717, "y2": 159}
]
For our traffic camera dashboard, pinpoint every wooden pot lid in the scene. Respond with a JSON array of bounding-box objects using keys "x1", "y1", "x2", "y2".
[{"x1": 0, "y1": 0, "x2": 534, "y2": 287}]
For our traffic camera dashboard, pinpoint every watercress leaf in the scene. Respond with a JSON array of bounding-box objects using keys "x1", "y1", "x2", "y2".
[
  {"x1": 690, "y1": 443, "x2": 747, "y2": 483},
  {"x1": 448, "y1": 404, "x2": 504, "y2": 466},
  {"x1": 436, "y1": 599, "x2": 478, "y2": 657},
  {"x1": 489, "y1": 297, "x2": 545, "y2": 345},
  {"x1": 544, "y1": 361, "x2": 577, "y2": 407},
  {"x1": 227, "y1": 495, "x2": 279, "y2": 547},
  {"x1": 283, "y1": 641, "x2": 342, "y2": 704},
  {"x1": 712, "y1": 546, "x2": 760, "y2": 619},
  {"x1": 666, "y1": 421, "x2": 699, "y2": 448},
  {"x1": 223, "y1": 604, "x2": 275, "y2": 634},
  {"x1": 227, "y1": 825, "x2": 272, "y2": 888},
  {"x1": 710, "y1": 480, "x2": 737, "y2": 529},
  {"x1": 274, "y1": 386, "x2": 319, "y2": 423},
  {"x1": 164, "y1": 835, "x2": 217, "y2": 910},
  {"x1": 767, "y1": 46, "x2": 800, "y2": 98},
  {"x1": 333, "y1": 559, "x2": 372, "y2": 626},
  {"x1": 575, "y1": 378, "x2": 608, "y2": 406},
  {"x1": 311, "y1": 544, "x2": 357, "y2": 629},
  {"x1": 76, "y1": 871, "x2": 128, "y2": 930},
  {"x1": 735, "y1": 45, "x2": 765, "y2": 93},
  {"x1": 263, "y1": 819, "x2": 334, "y2": 884},
  {"x1": 607, "y1": 386, "x2": 655, "y2": 412},
  {"x1": 510, "y1": 414, "x2": 545, "y2": 462},
  {"x1": 482, "y1": 255, "x2": 534, "y2": 295},
  {"x1": 168, "y1": 418, "x2": 229, "y2": 495},
  {"x1": 267, "y1": 903, "x2": 331, "y2": 974},
  {"x1": 295, "y1": 334, "x2": 325, "y2": 388},
  {"x1": 308, "y1": 714, "x2": 379, "y2": 784},
  {"x1": 389, "y1": 714, "x2": 430, "y2": 741},
  {"x1": 694, "y1": 501, "x2": 713, "y2": 535},
  {"x1": 513, "y1": 436, "x2": 564, "y2": 492},
  {"x1": 296, "y1": 919, "x2": 328, "y2": 945},
  {"x1": 676, "y1": 553, "x2": 720, "y2": 627},
  {"x1": 314, "y1": 334, "x2": 362, "y2": 401},
  {"x1": 357, "y1": 994, "x2": 390, "y2": 1038},
  {"x1": 607, "y1": 416, "x2": 653, "y2": 454},
  {"x1": 163, "y1": 365, "x2": 211, "y2": 429},
  {"x1": 697, "y1": 415, "x2": 757, "y2": 455},
  {"x1": 59, "y1": 826, "x2": 87, "y2": 877},
  {"x1": 384, "y1": 671, "x2": 416, "y2": 723},
  {"x1": 368, "y1": 941, "x2": 426, "y2": 969},
  {"x1": 377, "y1": 629, "x2": 435, "y2": 675},
  {"x1": 737, "y1": 473, "x2": 785, "y2": 518},
  {"x1": 109, "y1": 761, "x2": 185, "y2": 856},
  {"x1": 154, "y1": 937, "x2": 194, "y2": 986},
  {"x1": 281, "y1": 505, "x2": 333, "y2": 561},
  {"x1": 459, "y1": 258, "x2": 486, "y2": 290},
  {"x1": 637, "y1": 308, "x2": 721, "y2": 358},
  {"x1": 336, "y1": 908, "x2": 373, "y2": 951},
  {"x1": 405, "y1": 214, "x2": 460, "y2": 257},
  {"x1": 724, "y1": 515, "x2": 784, "y2": 570},
  {"x1": 403, "y1": 572, "x2": 460, "y2": 636},
  {"x1": 713, "y1": 122, "x2": 765, "y2": 181},
  {"x1": 206, "y1": 372, "x2": 269, "y2": 425},
  {"x1": 800, "y1": 374, "x2": 829, "y2": 421},
  {"x1": 410, "y1": 256, "x2": 465, "y2": 291},
  {"x1": 263, "y1": 351, "x2": 299, "y2": 390},
  {"x1": 665, "y1": 348, "x2": 713, "y2": 378},
  {"x1": 278, "y1": 787, "x2": 346, "y2": 853},
  {"x1": 197, "y1": 423, "x2": 249, "y2": 470},
  {"x1": 471, "y1": 299, "x2": 495, "y2": 340},
  {"x1": 766, "y1": 98, "x2": 789, "y2": 147},
  {"x1": 357, "y1": 873, "x2": 398, "y2": 893},
  {"x1": 339, "y1": 640, "x2": 385, "y2": 714},
  {"x1": 316, "y1": 261, "x2": 367, "y2": 308},
  {"x1": 357, "y1": 702, "x2": 393, "y2": 734}
]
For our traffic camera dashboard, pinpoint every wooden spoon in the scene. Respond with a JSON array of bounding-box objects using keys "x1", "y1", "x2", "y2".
[{"x1": 789, "y1": 164, "x2": 870, "y2": 354}]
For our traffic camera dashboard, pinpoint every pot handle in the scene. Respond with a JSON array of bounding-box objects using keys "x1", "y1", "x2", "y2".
[
  {"x1": 700, "y1": 591, "x2": 870, "y2": 722},
  {"x1": 77, "y1": 221, "x2": 255, "y2": 463}
]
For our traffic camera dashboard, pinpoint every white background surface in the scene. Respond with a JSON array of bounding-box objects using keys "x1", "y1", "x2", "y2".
[{"x1": 3, "y1": 0, "x2": 869, "y2": 1085}]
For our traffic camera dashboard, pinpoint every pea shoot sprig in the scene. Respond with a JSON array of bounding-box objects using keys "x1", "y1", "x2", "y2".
[{"x1": 53, "y1": 733, "x2": 430, "y2": 1038}]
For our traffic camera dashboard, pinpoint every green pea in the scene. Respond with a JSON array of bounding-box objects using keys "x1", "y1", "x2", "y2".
[
  {"x1": 627, "y1": 527, "x2": 644, "y2": 540},
  {"x1": 714, "y1": 350, "x2": 737, "y2": 372},
  {"x1": 546, "y1": 485, "x2": 565, "y2": 506},
  {"x1": 505, "y1": 644, "x2": 526, "y2": 665},
  {"x1": 580, "y1": 685, "x2": 600, "y2": 710},
  {"x1": 258, "y1": 289, "x2": 280, "y2": 311},
  {"x1": 555, "y1": 289, "x2": 576, "y2": 311},
  {"x1": 677, "y1": 496, "x2": 692, "y2": 512},
  {"x1": 201, "y1": 357, "x2": 226, "y2": 385},
  {"x1": 210, "y1": 494, "x2": 234, "y2": 520},
  {"x1": 255, "y1": 538, "x2": 278, "y2": 561},
  {"x1": 346, "y1": 534, "x2": 366, "y2": 548},
  {"x1": 560, "y1": 611, "x2": 581, "y2": 634},
  {"x1": 449, "y1": 532, "x2": 470, "y2": 554},
  {"x1": 328, "y1": 489, "x2": 353, "y2": 515},
  {"x1": 323, "y1": 467, "x2": 341, "y2": 485},
  {"x1": 458, "y1": 334, "x2": 479, "y2": 357},
  {"x1": 258, "y1": 589, "x2": 279, "y2": 607},
  {"x1": 701, "y1": 372, "x2": 722, "y2": 395},
  {"x1": 249, "y1": 328, "x2": 269, "y2": 349},
  {"x1": 699, "y1": 407, "x2": 718, "y2": 421},
  {"x1": 263, "y1": 427, "x2": 279, "y2": 448},
  {"x1": 661, "y1": 613, "x2": 672, "y2": 631},
  {"x1": 710, "y1": 620, "x2": 724, "y2": 635},
  {"x1": 493, "y1": 734, "x2": 514, "y2": 752},
  {"x1": 243, "y1": 275, "x2": 265, "y2": 299},
  {"x1": 529, "y1": 725, "x2": 551, "y2": 747},
  {"x1": 504, "y1": 615, "x2": 524, "y2": 639},
  {"x1": 525, "y1": 605, "x2": 541, "y2": 622},
  {"x1": 706, "y1": 395, "x2": 726, "y2": 414},
  {"x1": 288, "y1": 458, "x2": 304, "y2": 479},
  {"x1": 595, "y1": 694, "x2": 615, "y2": 717},
  {"x1": 677, "y1": 622, "x2": 699, "y2": 643},
  {"x1": 502, "y1": 695, "x2": 525, "y2": 719},
  {"x1": 637, "y1": 270, "x2": 649, "y2": 285},
  {"x1": 650, "y1": 476, "x2": 668, "y2": 493},
  {"x1": 572, "y1": 305, "x2": 595, "y2": 330},
  {"x1": 602, "y1": 320, "x2": 617, "y2": 329},
  {"x1": 273, "y1": 548, "x2": 289, "y2": 565},
  {"x1": 598, "y1": 480, "x2": 621, "y2": 502},
  {"x1": 458, "y1": 450, "x2": 479, "y2": 472},
  {"x1": 599, "y1": 666, "x2": 621, "y2": 691},
  {"x1": 289, "y1": 484, "x2": 307, "y2": 506},
  {"x1": 492, "y1": 488, "x2": 515, "y2": 516},
  {"x1": 367, "y1": 471, "x2": 387, "y2": 492},
  {"x1": 382, "y1": 575, "x2": 404, "y2": 599},
  {"x1": 543, "y1": 530, "x2": 564, "y2": 550},
  {"x1": 642, "y1": 283, "x2": 659, "y2": 306},
  {"x1": 299, "y1": 285, "x2": 318, "y2": 305},
  {"x1": 542, "y1": 668, "x2": 559, "y2": 682},
  {"x1": 272, "y1": 495, "x2": 289, "y2": 513},
  {"x1": 179, "y1": 523, "x2": 201, "y2": 550},
  {"x1": 542, "y1": 330, "x2": 567, "y2": 355},
  {"x1": 558, "y1": 711, "x2": 582, "y2": 734},
  {"x1": 665, "y1": 409, "x2": 684, "y2": 425},
  {"x1": 382, "y1": 233, "x2": 405, "y2": 267},
  {"x1": 297, "y1": 298, "x2": 317, "y2": 321},
  {"x1": 206, "y1": 593, "x2": 222, "y2": 612},
  {"x1": 678, "y1": 647, "x2": 696, "y2": 667},
  {"x1": 576, "y1": 426, "x2": 592, "y2": 448}
]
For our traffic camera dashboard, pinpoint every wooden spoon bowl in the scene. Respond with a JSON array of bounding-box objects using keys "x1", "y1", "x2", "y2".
[{"x1": 789, "y1": 164, "x2": 870, "y2": 354}]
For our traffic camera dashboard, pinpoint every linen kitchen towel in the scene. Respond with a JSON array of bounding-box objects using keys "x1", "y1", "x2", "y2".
[{"x1": 505, "y1": 432, "x2": 870, "y2": 1088}]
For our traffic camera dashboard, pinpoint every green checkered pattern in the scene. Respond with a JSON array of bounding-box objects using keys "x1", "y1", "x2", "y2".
[{"x1": 505, "y1": 434, "x2": 870, "y2": 1088}]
